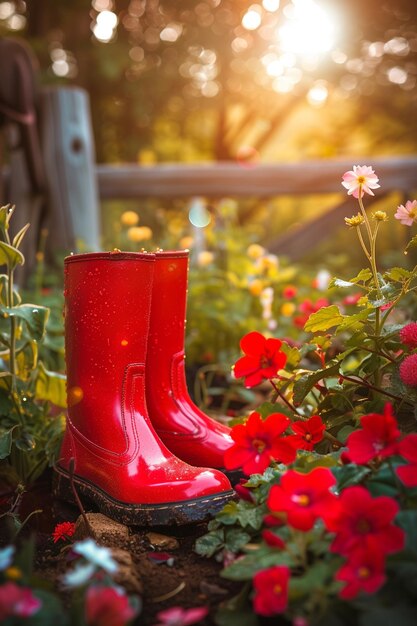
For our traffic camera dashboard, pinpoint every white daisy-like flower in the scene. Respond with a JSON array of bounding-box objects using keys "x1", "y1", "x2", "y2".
[
  {"x1": 62, "y1": 562, "x2": 96, "y2": 587},
  {"x1": 73, "y1": 539, "x2": 118, "y2": 574}
]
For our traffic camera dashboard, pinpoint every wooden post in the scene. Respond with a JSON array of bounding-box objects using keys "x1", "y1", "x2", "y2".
[{"x1": 39, "y1": 86, "x2": 101, "y2": 252}]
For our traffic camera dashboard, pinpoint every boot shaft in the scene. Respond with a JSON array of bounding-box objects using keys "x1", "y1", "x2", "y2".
[{"x1": 64, "y1": 251, "x2": 155, "y2": 453}]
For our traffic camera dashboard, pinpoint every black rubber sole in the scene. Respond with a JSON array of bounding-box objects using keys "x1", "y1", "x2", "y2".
[
  {"x1": 52, "y1": 466, "x2": 235, "y2": 526},
  {"x1": 221, "y1": 468, "x2": 245, "y2": 485}
]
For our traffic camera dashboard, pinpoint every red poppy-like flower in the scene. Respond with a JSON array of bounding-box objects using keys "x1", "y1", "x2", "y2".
[
  {"x1": 327, "y1": 486, "x2": 405, "y2": 556},
  {"x1": 345, "y1": 404, "x2": 400, "y2": 464},
  {"x1": 396, "y1": 433, "x2": 417, "y2": 487},
  {"x1": 253, "y1": 566, "x2": 290, "y2": 616},
  {"x1": 267, "y1": 467, "x2": 338, "y2": 531},
  {"x1": 283, "y1": 285, "x2": 297, "y2": 299},
  {"x1": 0, "y1": 582, "x2": 42, "y2": 621},
  {"x1": 399, "y1": 353, "x2": 417, "y2": 387},
  {"x1": 233, "y1": 331, "x2": 287, "y2": 388},
  {"x1": 262, "y1": 530, "x2": 285, "y2": 549},
  {"x1": 85, "y1": 585, "x2": 137, "y2": 626},
  {"x1": 286, "y1": 415, "x2": 326, "y2": 451},
  {"x1": 224, "y1": 412, "x2": 296, "y2": 476},
  {"x1": 52, "y1": 521, "x2": 76, "y2": 544},
  {"x1": 335, "y1": 547, "x2": 386, "y2": 600},
  {"x1": 399, "y1": 322, "x2": 417, "y2": 349}
]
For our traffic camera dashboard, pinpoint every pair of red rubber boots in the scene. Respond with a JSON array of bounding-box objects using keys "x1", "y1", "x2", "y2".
[{"x1": 54, "y1": 250, "x2": 235, "y2": 525}]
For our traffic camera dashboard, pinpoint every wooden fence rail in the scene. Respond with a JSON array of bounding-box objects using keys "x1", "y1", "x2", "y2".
[{"x1": 96, "y1": 156, "x2": 417, "y2": 199}]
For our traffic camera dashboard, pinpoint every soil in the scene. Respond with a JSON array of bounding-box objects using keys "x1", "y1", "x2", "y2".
[{"x1": 1, "y1": 472, "x2": 241, "y2": 626}]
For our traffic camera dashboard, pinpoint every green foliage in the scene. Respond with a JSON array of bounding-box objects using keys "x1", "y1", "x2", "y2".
[{"x1": 0, "y1": 206, "x2": 66, "y2": 487}]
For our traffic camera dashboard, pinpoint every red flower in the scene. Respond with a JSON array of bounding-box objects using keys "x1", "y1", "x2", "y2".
[
  {"x1": 335, "y1": 546, "x2": 386, "y2": 600},
  {"x1": 52, "y1": 521, "x2": 76, "y2": 544},
  {"x1": 327, "y1": 486, "x2": 405, "y2": 556},
  {"x1": 224, "y1": 412, "x2": 296, "y2": 476},
  {"x1": 286, "y1": 415, "x2": 325, "y2": 451},
  {"x1": 345, "y1": 404, "x2": 400, "y2": 464},
  {"x1": 234, "y1": 479, "x2": 254, "y2": 502},
  {"x1": 233, "y1": 331, "x2": 287, "y2": 388},
  {"x1": 253, "y1": 566, "x2": 290, "y2": 616},
  {"x1": 267, "y1": 468, "x2": 338, "y2": 531},
  {"x1": 283, "y1": 285, "x2": 297, "y2": 299},
  {"x1": 85, "y1": 585, "x2": 137, "y2": 626},
  {"x1": 396, "y1": 433, "x2": 417, "y2": 487},
  {"x1": 262, "y1": 530, "x2": 285, "y2": 549},
  {"x1": 0, "y1": 582, "x2": 42, "y2": 621},
  {"x1": 293, "y1": 298, "x2": 330, "y2": 329},
  {"x1": 399, "y1": 353, "x2": 417, "y2": 387},
  {"x1": 399, "y1": 322, "x2": 417, "y2": 349},
  {"x1": 342, "y1": 293, "x2": 362, "y2": 307}
]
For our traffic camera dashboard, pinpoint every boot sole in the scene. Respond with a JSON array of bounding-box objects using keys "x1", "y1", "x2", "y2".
[{"x1": 53, "y1": 466, "x2": 235, "y2": 526}]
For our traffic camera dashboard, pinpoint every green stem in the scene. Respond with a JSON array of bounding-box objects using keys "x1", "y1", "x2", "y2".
[
  {"x1": 358, "y1": 192, "x2": 382, "y2": 298},
  {"x1": 355, "y1": 225, "x2": 371, "y2": 261},
  {"x1": 7, "y1": 266, "x2": 17, "y2": 392}
]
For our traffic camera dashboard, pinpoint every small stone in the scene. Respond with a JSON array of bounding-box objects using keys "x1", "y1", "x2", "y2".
[
  {"x1": 111, "y1": 548, "x2": 143, "y2": 595},
  {"x1": 74, "y1": 513, "x2": 129, "y2": 546},
  {"x1": 145, "y1": 532, "x2": 180, "y2": 551}
]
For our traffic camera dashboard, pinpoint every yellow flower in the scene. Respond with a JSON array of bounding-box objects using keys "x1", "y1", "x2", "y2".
[
  {"x1": 120, "y1": 211, "x2": 139, "y2": 226},
  {"x1": 344, "y1": 214, "x2": 364, "y2": 227},
  {"x1": 372, "y1": 210, "x2": 388, "y2": 222},
  {"x1": 259, "y1": 254, "x2": 279, "y2": 272},
  {"x1": 197, "y1": 251, "x2": 214, "y2": 267},
  {"x1": 281, "y1": 302, "x2": 296, "y2": 317},
  {"x1": 179, "y1": 236, "x2": 194, "y2": 250},
  {"x1": 127, "y1": 226, "x2": 153, "y2": 242},
  {"x1": 247, "y1": 244, "x2": 265, "y2": 259},
  {"x1": 248, "y1": 279, "x2": 263, "y2": 296},
  {"x1": 5, "y1": 567, "x2": 22, "y2": 580}
]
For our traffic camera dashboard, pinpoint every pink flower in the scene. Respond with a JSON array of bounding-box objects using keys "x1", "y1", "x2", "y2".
[
  {"x1": 399, "y1": 353, "x2": 417, "y2": 387},
  {"x1": 396, "y1": 433, "x2": 417, "y2": 487},
  {"x1": 0, "y1": 582, "x2": 42, "y2": 621},
  {"x1": 233, "y1": 331, "x2": 287, "y2": 388},
  {"x1": 400, "y1": 322, "x2": 417, "y2": 349},
  {"x1": 85, "y1": 586, "x2": 137, "y2": 626},
  {"x1": 253, "y1": 566, "x2": 290, "y2": 616},
  {"x1": 394, "y1": 200, "x2": 417, "y2": 226},
  {"x1": 341, "y1": 166, "x2": 380, "y2": 199},
  {"x1": 345, "y1": 404, "x2": 401, "y2": 464},
  {"x1": 224, "y1": 411, "x2": 296, "y2": 476},
  {"x1": 154, "y1": 606, "x2": 209, "y2": 626},
  {"x1": 335, "y1": 546, "x2": 386, "y2": 600}
]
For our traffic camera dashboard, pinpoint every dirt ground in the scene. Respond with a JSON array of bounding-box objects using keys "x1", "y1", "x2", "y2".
[{"x1": 2, "y1": 473, "x2": 241, "y2": 626}]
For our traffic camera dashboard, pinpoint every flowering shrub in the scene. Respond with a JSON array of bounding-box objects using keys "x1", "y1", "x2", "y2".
[{"x1": 197, "y1": 167, "x2": 417, "y2": 626}]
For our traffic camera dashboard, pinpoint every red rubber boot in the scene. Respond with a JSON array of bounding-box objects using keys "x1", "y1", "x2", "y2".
[
  {"x1": 53, "y1": 251, "x2": 233, "y2": 526},
  {"x1": 146, "y1": 251, "x2": 239, "y2": 482}
]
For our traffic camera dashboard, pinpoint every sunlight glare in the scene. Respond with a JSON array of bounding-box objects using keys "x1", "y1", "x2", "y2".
[
  {"x1": 278, "y1": 0, "x2": 338, "y2": 56},
  {"x1": 307, "y1": 81, "x2": 328, "y2": 106},
  {"x1": 262, "y1": 0, "x2": 280, "y2": 11},
  {"x1": 242, "y1": 6, "x2": 262, "y2": 31}
]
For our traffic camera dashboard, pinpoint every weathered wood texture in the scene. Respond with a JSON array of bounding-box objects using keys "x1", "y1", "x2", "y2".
[
  {"x1": 96, "y1": 157, "x2": 417, "y2": 199},
  {"x1": 40, "y1": 87, "x2": 101, "y2": 251}
]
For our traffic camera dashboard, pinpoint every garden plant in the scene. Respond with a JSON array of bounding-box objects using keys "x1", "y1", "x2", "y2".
[{"x1": 0, "y1": 166, "x2": 416, "y2": 625}]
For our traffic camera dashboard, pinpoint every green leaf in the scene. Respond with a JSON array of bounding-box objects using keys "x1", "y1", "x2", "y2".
[
  {"x1": 12, "y1": 223, "x2": 30, "y2": 249},
  {"x1": 348, "y1": 268, "x2": 373, "y2": 284},
  {"x1": 0, "y1": 204, "x2": 13, "y2": 234},
  {"x1": 405, "y1": 234, "x2": 417, "y2": 254},
  {"x1": 336, "y1": 425, "x2": 357, "y2": 443},
  {"x1": 224, "y1": 528, "x2": 251, "y2": 553},
  {"x1": 331, "y1": 278, "x2": 354, "y2": 288},
  {"x1": 336, "y1": 308, "x2": 371, "y2": 333},
  {"x1": 0, "y1": 425, "x2": 18, "y2": 459},
  {"x1": 0, "y1": 241, "x2": 24, "y2": 269},
  {"x1": 385, "y1": 267, "x2": 413, "y2": 282},
  {"x1": 2, "y1": 304, "x2": 49, "y2": 340},
  {"x1": 304, "y1": 305, "x2": 344, "y2": 333},
  {"x1": 332, "y1": 464, "x2": 372, "y2": 490},
  {"x1": 289, "y1": 561, "x2": 332, "y2": 599},
  {"x1": 293, "y1": 362, "x2": 340, "y2": 404},
  {"x1": 395, "y1": 510, "x2": 417, "y2": 555},
  {"x1": 14, "y1": 431, "x2": 36, "y2": 452},
  {"x1": 221, "y1": 547, "x2": 293, "y2": 581},
  {"x1": 195, "y1": 529, "x2": 224, "y2": 557},
  {"x1": 35, "y1": 362, "x2": 67, "y2": 408}
]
